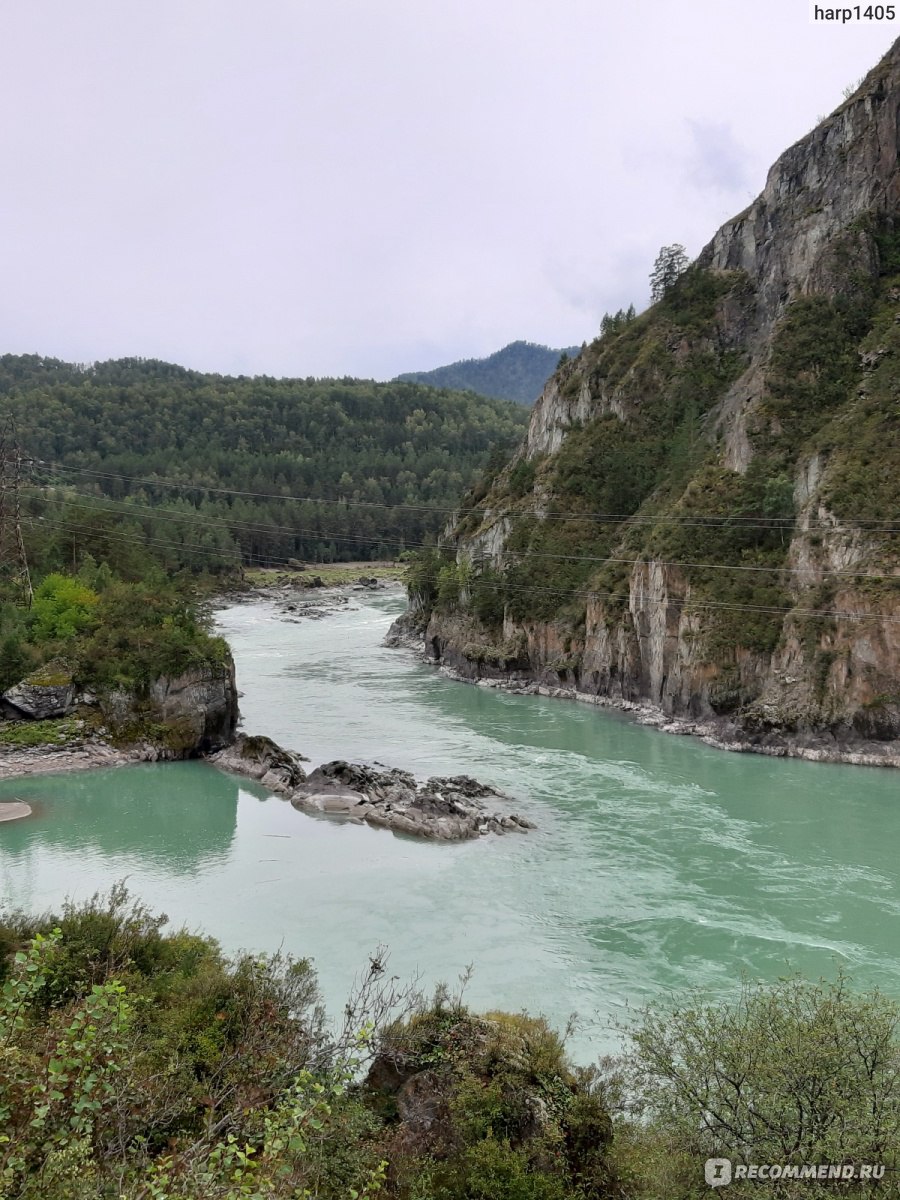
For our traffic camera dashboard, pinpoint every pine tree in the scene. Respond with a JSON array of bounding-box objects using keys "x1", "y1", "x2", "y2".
[{"x1": 649, "y1": 244, "x2": 689, "y2": 302}]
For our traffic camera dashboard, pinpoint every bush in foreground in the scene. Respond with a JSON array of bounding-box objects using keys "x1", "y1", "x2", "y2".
[{"x1": 1, "y1": 889, "x2": 899, "y2": 1198}]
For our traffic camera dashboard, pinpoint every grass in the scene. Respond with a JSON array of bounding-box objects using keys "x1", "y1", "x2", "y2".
[
  {"x1": 0, "y1": 717, "x2": 84, "y2": 748},
  {"x1": 243, "y1": 561, "x2": 407, "y2": 589}
]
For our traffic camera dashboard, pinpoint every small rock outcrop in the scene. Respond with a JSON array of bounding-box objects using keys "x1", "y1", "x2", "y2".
[
  {"x1": 210, "y1": 739, "x2": 534, "y2": 841},
  {"x1": 3, "y1": 661, "x2": 76, "y2": 720},
  {"x1": 209, "y1": 734, "x2": 309, "y2": 794},
  {"x1": 147, "y1": 662, "x2": 239, "y2": 751},
  {"x1": 98, "y1": 660, "x2": 239, "y2": 757},
  {"x1": 0, "y1": 654, "x2": 239, "y2": 761}
]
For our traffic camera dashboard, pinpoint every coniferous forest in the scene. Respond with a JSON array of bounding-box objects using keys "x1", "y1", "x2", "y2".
[{"x1": 0, "y1": 355, "x2": 528, "y2": 577}]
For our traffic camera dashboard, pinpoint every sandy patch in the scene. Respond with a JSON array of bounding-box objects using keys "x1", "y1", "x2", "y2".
[{"x1": 0, "y1": 800, "x2": 32, "y2": 822}]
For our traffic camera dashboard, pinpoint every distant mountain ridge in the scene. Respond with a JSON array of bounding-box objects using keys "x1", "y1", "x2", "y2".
[{"x1": 395, "y1": 340, "x2": 581, "y2": 405}]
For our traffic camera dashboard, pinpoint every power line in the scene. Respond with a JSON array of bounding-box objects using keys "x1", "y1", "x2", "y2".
[
  {"x1": 23, "y1": 488, "x2": 900, "y2": 585},
  {"x1": 23, "y1": 516, "x2": 900, "y2": 626},
  {"x1": 29, "y1": 458, "x2": 900, "y2": 533}
]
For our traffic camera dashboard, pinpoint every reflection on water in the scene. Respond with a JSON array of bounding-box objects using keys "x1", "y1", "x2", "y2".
[
  {"x1": 0, "y1": 762, "x2": 243, "y2": 867},
  {"x1": 2, "y1": 593, "x2": 900, "y2": 1061}
]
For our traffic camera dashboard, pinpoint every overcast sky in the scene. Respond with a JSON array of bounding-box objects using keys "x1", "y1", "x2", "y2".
[{"x1": 1, "y1": 2, "x2": 895, "y2": 380}]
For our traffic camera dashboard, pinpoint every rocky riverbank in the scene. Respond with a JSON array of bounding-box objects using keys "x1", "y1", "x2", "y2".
[
  {"x1": 217, "y1": 574, "x2": 404, "y2": 627},
  {"x1": 209, "y1": 735, "x2": 535, "y2": 841},
  {"x1": 386, "y1": 613, "x2": 900, "y2": 769}
]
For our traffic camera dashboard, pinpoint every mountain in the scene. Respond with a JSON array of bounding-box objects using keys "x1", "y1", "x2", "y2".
[
  {"x1": 395, "y1": 340, "x2": 581, "y2": 405},
  {"x1": 401, "y1": 42, "x2": 900, "y2": 765},
  {"x1": 0, "y1": 357, "x2": 528, "y2": 572}
]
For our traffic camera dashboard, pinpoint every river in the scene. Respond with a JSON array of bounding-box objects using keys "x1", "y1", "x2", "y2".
[{"x1": 1, "y1": 589, "x2": 899, "y2": 1060}]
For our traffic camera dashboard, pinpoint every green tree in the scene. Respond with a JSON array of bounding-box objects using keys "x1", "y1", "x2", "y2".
[
  {"x1": 649, "y1": 244, "x2": 690, "y2": 302},
  {"x1": 0, "y1": 634, "x2": 32, "y2": 691}
]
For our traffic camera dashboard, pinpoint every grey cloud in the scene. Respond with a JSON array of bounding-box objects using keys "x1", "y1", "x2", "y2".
[
  {"x1": 685, "y1": 119, "x2": 751, "y2": 194},
  {"x1": 0, "y1": 2, "x2": 894, "y2": 379}
]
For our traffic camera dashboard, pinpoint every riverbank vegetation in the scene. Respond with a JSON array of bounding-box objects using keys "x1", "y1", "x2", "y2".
[
  {"x1": 0, "y1": 889, "x2": 896, "y2": 1198},
  {"x1": 0, "y1": 570, "x2": 227, "y2": 697}
]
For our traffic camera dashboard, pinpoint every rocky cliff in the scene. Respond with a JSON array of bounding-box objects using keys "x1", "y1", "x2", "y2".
[
  {"x1": 1, "y1": 657, "x2": 238, "y2": 758},
  {"x1": 400, "y1": 41, "x2": 900, "y2": 765}
]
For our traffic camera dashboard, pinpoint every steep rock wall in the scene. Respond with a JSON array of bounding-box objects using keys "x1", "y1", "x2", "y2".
[{"x1": 407, "y1": 41, "x2": 900, "y2": 764}]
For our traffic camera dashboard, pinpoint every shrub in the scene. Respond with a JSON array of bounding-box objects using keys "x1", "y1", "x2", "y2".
[
  {"x1": 622, "y1": 973, "x2": 900, "y2": 1197},
  {"x1": 29, "y1": 574, "x2": 99, "y2": 643}
]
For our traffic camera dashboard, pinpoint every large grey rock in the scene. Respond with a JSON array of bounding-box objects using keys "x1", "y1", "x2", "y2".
[
  {"x1": 209, "y1": 733, "x2": 307, "y2": 793},
  {"x1": 3, "y1": 661, "x2": 76, "y2": 719},
  {"x1": 98, "y1": 657, "x2": 239, "y2": 757},
  {"x1": 147, "y1": 661, "x2": 238, "y2": 751},
  {"x1": 212, "y1": 738, "x2": 535, "y2": 841}
]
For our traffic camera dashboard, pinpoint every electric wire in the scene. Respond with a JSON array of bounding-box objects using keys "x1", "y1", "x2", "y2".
[
  {"x1": 29, "y1": 458, "x2": 900, "y2": 533},
  {"x1": 22, "y1": 488, "x2": 900, "y2": 585}
]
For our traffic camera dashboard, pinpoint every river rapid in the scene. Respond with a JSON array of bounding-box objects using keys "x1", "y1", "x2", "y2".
[{"x1": 1, "y1": 589, "x2": 899, "y2": 1060}]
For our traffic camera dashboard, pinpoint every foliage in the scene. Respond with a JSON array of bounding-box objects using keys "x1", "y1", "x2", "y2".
[
  {"x1": 0, "y1": 561, "x2": 228, "y2": 727},
  {"x1": 0, "y1": 634, "x2": 34, "y2": 694},
  {"x1": 0, "y1": 354, "x2": 528, "y2": 575},
  {"x1": 469, "y1": 565, "x2": 506, "y2": 629},
  {"x1": 0, "y1": 717, "x2": 84, "y2": 748},
  {"x1": 0, "y1": 887, "x2": 385, "y2": 1199},
  {"x1": 501, "y1": 332, "x2": 747, "y2": 622},
  {"x1": 3, "y1": 892, "x2": 900, "y2": 1198},
  {"x1": 622, "y1": 973, "x2": 900, "y2": 1198},
  {"x1": 74, "y1": 579, "x2": 228, "y2": 690},
  {"x1": 646, "y1": 460, "x2": 792, "y2": 659},
  {"x1": 763, "y1": 295, "x2": 869, "y2": 448},
  {"x1": 374, "y1": 997, "x2": 613, "y2": 1200},
  {"x1": 599, "y1": 305, "x2": 636, "y2": 338},
  {"x1": 404, "y1": 549, "x2": 443, "y2": 613},
  {"x1": 649, "y1": 244, "x2": 689, "y2": 302},
  {"x1": 29, "y1": 575, "x2": 99, "y2": 643},
  {"x1": 507, "y1": 458, "x2": 536, "y2": 499}
]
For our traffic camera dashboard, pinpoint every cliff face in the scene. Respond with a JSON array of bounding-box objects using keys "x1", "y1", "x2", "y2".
[
  {"x1": 99, "y1": 660, "x2": 239, "y2": 756},
  {"x1": 409, "y1": 41, "x2": 900, "y2": 764}
]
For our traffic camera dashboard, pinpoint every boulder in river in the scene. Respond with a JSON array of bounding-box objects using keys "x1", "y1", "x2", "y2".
[
  {"x1": 208, "y1": 739, "x2": 534, "y2": 841},
  {"x1": 209, "y1": 734, "x2": 309, "y2": 794}
]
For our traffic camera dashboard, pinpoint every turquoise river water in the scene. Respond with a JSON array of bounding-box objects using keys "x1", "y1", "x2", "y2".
[{"x1": 1, "y1": 590, "x2": 898, "y2": 1060}]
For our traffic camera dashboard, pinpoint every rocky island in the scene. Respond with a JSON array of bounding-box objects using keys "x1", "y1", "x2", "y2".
[{"x1": 210, "y1": 734, "x2": 534, "y2": 841}]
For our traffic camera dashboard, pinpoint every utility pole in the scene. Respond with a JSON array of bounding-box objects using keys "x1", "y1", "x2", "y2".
[{"x1": 0, "y1": 421, "x2": 34, "y2": 607}]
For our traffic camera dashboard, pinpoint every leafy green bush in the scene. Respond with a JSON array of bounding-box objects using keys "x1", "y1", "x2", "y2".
[
  {"x1": 0, "y1": 888, "x2": 382, "y2": 1199},
  {"x1": 621, "y1": 973, "x2": 900, "y2": 1198},
  {"x1": 373, "y1": 998, "x2": 614, "y2": 1200},
  {"x1": 29, "y1": 575, "x2": 99, "y2": 643}
]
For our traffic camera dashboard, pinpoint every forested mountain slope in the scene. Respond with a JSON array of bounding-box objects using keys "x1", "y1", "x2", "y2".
[
  {"x1": 0, "y1": 358, "x2": 528, "y2": 572},
  {"x1": 395, "y1": 340, "x2": 580, "y2": 405},
  {"x1": 405, "y1": 41, "x2": 900, "y2": 762}
]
